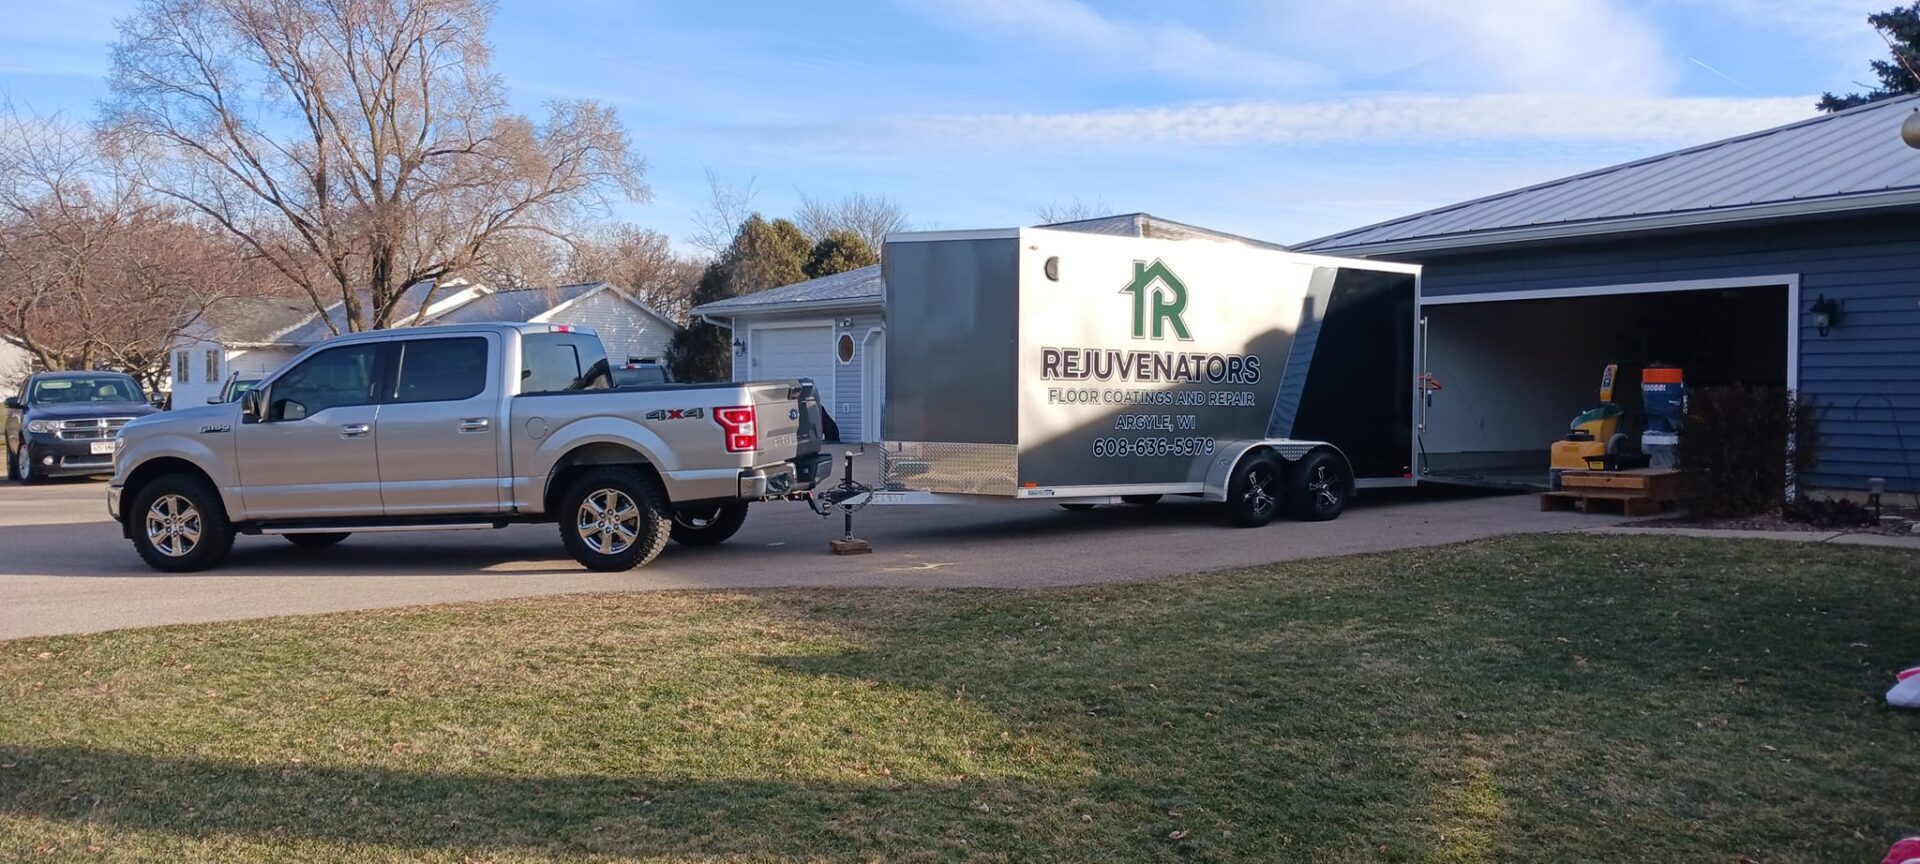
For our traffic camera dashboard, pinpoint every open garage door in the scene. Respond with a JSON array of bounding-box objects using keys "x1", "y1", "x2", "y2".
[{"x1": 1418, "y1": 280, "x2": 1794, "y2": 490}]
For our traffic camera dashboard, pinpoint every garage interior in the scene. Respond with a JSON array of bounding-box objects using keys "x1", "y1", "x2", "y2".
[{"x1": 1418, "y1": 284, "x2": 1790, "y2": 489}]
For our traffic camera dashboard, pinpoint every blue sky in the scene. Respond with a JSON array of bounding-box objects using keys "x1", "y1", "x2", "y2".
[{"x1": 0, "y1": 0, "x2": 1891, "y2": 250}]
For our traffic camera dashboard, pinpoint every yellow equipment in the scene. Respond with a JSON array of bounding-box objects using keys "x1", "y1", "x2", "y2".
[{"x1": 1550, "y1": 364, "x2": 1627, "y2": 481}]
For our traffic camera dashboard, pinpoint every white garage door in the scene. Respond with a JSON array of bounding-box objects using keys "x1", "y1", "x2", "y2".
[{"x1": 749, "y1": 325, "x2": 835, "y2": 408}]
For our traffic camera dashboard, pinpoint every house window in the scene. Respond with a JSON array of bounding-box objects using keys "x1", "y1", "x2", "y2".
[
  {"x1": 176, "y1": 350, "x2": 190, "y2": 384},
  {"x1": 205, "y1": 350, "x2": 220, "y2": 383},
  {"x1": 837, "y1": 333, "x2": 857, "y2": 364}
]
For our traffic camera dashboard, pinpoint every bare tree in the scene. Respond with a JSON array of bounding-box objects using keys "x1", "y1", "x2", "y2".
[
  {"x1": 561, "y1": 224, "x2": 701, "y2": 321},
  {"x1": 103, "y1": 0, "x2": 646, "y2": 334},
  {"x1": 687, "y1": 168, "x2": 758, "y2": 259},
  {"x1": 0, "y1": 105, "x2": 245, "y2": 391},
  {"x1": 794, "y1": 191, "x2": 908, "y2": 253},
  {"x1": 1034, "y1": 196, "x2": 1114, "y2": 225}
]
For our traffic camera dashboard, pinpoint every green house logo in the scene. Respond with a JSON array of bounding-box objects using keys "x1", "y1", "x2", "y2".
[{"x1": 1120, "y1": 259, "x2": 1192, "y2": 341}]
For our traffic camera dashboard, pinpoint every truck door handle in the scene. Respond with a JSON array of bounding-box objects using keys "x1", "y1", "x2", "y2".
[
  {"x1": 340, "y1": 423, "x2": 371, "y2": 438},
  {"x1": 458, "y1": 418, "x2": 491, "y2": 432}
]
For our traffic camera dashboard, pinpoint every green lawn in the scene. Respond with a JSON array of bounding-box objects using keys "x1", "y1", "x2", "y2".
[{"x1": 3, "y1": 535, "x2": 1917, "y2": 863}]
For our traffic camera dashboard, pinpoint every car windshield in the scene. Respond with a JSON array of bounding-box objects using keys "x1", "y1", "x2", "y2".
[
  {"x1": 230, "y1": 379, "x2": 260, "y2": 397},
  {"x1": 29, "y1": 376, "x2": 142, "y2": 405}
]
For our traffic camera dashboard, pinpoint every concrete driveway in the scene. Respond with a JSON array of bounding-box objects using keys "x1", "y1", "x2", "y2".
[{"x1": 0, "y1": 461, "x2": 1625, "y2": 640}]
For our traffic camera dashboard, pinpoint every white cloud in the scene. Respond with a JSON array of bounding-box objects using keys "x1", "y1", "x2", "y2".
[
  {"x1": 857, "y1": 93, "x2": 1817, "y2": 152},
  {"x1": 1272, "y1": 0, "x2": 1676, "y2": 95},
  {"x1": 911, "y1": 0, "x2": 1326, "y2": 88}
]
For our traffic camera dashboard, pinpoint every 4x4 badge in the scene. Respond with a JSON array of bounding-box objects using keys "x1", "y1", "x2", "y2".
[{"x1": 644, "y1": 407, "x2": 704, "y2": 421}]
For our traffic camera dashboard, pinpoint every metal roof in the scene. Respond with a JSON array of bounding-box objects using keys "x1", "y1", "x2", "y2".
[
  {"x1": 693, "y1": 264, "x2": 884, "y2": 316},
  {"x1": 1296, "y1": 94, "x2": 1920, "y2": 256}
]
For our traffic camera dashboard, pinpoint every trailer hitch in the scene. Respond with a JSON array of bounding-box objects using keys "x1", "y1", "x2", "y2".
[{"x1": 807, "y1": 450, "x2": 874, "y2": 554}]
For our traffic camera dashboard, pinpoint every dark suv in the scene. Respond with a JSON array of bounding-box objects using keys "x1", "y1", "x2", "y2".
[{"x1": 6, "y1": 371, "x2": 158, "y2": 484}]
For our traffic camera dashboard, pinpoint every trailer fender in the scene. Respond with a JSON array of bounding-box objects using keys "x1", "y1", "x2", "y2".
[{"x1": 1203, "y1": 440, "x2": 1351, "y2": 502}]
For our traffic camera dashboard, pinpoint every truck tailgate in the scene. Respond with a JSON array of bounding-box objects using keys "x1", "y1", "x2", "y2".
[{"x1": 740, "y1": 380, "x2": 822, "y2": 461}]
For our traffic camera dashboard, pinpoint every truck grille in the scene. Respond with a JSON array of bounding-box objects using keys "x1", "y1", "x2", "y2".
[{"x1": 54, "y1": 418, "x2": 135, "y2": 441}]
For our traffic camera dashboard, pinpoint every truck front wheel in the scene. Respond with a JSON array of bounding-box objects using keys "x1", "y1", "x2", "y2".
[
  {"x1": 558, "y1": 467, "x2": 672, "y2": 571},
  {"x1": 130, "y1": 473, "x2": 235, "y2": 572},
  {"x1": 670, "y1": 501, "x2": 749, "y2": 546}
]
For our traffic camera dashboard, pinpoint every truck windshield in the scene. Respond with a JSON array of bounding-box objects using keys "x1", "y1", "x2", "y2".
[
  {"x1": 30, "y1": 376, "x2": 142, "y2": 405},
  {"x1": 521, "y1": 332, "x2": 612, "y2": 394}
]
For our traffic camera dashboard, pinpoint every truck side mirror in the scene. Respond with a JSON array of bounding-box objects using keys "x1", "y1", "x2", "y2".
[{"x1": 3, "y1": 396, "x2": 20, "y2": 411}]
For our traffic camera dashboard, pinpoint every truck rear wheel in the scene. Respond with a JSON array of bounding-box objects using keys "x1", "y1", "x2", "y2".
[
  {"x1": 130, "y1": 473, "x2": 235, "y2": 572},
  {"x1": 1290, "y1": 450, "x2": 1352, "y2": 522},
  {"x1": 558, "y1": 467, "x2": 672, "y2": 571},
  {"x1": 1224, "y1": 455, "x2": 1282, "y2": 528},
  {"x1": 670, "y1": 501, "x2": 749, "y2": 546}
]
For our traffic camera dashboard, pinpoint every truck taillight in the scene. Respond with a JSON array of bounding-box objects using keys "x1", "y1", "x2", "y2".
[{"x1": 715, "y1": 406, "x2": 758, "y2": 453}]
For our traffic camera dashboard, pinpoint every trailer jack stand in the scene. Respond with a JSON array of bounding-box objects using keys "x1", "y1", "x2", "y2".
[{"x1": 809, "y1": 450, "x2": 874, "y2": 555}]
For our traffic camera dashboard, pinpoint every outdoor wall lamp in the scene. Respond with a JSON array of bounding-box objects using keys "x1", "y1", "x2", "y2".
[
  {"x1": 1811, "y1": 294, "x2": 1842, "y2": 336},
  {"x1": 732, "y1": 338, "x2": 747, "y2": 356}
]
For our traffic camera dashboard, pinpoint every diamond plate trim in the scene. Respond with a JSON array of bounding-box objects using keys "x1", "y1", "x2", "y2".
[{"x1": 881, "y1": 442, "x2": 1019, "y2": 495}]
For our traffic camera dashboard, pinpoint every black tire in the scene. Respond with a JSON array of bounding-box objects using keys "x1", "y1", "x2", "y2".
[
  {"x1": 15, "y1": 440, "x2": 40, "y2": 485},
  {"x1": 1290, "y1": 450, "x2": 1353, "y2": 522},
  {"x1": 557, "y1": 466, "x2": 672, "y2": 572},
  {"x1": 1059, "y1": 503, "x2": 1096, "y2": 512},
  {"x1": 1224, "y1": 454, "x2": 1283, "y2": 527},
  {"x1": 129, "y1": 473, "x2": 235, "y2": 572},
  {"x1": 6, "y1": 439, "x2": 19, "y2": 482},
  {"x1": 285, "y1": 532, "x2": 351, "y2": 548},
  {"x1": 670, "y1": 501, "x2": 749, "y2": 547},
  {"x1": 1121, "y1": 494, "x2": 1162, "y2": 506}
]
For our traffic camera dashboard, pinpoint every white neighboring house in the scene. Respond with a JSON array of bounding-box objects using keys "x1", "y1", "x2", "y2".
[
  {"x1": 428, "y1": 281, "x2": 681, "y2": 364},
  {"x1": 168, "y1": 279, "x2": 680, "y2": 407},
  {"x1": 166, "y1": 298, "x2": 318, "y2": 408},
  {"x1": 0, "y1": 338, "x2": 31, "y2": 398}
]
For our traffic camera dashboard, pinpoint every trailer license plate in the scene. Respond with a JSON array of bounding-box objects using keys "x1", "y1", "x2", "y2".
[{"x1": 91, "y1": 441, "x2": 116, "y2": 455}]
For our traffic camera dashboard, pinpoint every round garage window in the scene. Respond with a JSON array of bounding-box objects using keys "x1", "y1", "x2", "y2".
[{"x1": 837, "y1": 332, "x2": 857, "y2": 363}]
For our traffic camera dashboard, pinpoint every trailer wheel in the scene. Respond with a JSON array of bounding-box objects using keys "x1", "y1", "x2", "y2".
[
  {"x1": 670, "y1": 501, "x2": 749, "y2": 546},
  {"x1": 1224, "y1": 455, "x2": 1282, "y2": 528},
  {"x1": 1290, "y1": 450, "x2": 1352, "y2": 522},
  {"x1": 558, "y1": 467, "x2": 672, "y2": 571},
  {"x1": 1121, "y1": 494, "x2": 1162, "y2": 506}
]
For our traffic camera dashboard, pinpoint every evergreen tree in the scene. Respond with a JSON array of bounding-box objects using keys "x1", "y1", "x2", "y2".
[
  {"x1": 1820, "y1": 4, "x2": 1920, "y2": 112},
  {"x1": 803, "y1": 229, "x2": 879, "y2": 279},
  {"x1": 666, "y1": 215, "x2": 812, "y2": 381}
]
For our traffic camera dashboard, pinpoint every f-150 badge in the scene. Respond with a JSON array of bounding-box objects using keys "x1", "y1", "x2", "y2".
[
  {"x1": 644, "y1": 408, "x2": 704, "y2": 421},
  {"x1": 199, "y1": 423, "x2": 231, "y2": 434}
]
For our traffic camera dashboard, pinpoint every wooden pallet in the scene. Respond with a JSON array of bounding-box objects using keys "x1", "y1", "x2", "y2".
[{"x1": 1541, "y1": 468, "x2": 1687, "y2": 517}]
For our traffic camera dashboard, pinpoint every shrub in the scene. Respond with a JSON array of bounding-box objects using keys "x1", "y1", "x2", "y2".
[
  {"x1": 1781, "y1": 496, "x2": 1877, "y2": 528},
  {"x1": 1677, "y1": 386, "x2": 1820, "y2": 517}
]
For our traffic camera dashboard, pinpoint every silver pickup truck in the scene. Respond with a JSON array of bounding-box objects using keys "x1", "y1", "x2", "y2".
[{"x1": 108, "y1": 322, "x2": 829, "y2": 572}]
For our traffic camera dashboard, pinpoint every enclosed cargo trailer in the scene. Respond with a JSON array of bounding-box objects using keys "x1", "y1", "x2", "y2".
[{"x1": 870, "y1": 227, "x2": 1422, "y2": 526}]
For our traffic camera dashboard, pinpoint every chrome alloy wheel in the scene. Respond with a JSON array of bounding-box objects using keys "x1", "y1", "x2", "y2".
[
  {"x1": 145, "y1": 494, "x2": 203, "y2": 558},
  {"x1": 576, "y1": 488, "x2": 640, "y2": 555},
  {"x1": 1243, "y1": 464, "x2": 1278, "y2": 518},
  {"x1": 1307, "y1": 464, "x2": 1342, "y2": 511}
]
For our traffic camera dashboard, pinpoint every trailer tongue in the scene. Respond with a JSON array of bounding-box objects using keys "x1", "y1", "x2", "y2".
[{"x1": 818, "y1": 225, "x2": 1421, "y2": 535}]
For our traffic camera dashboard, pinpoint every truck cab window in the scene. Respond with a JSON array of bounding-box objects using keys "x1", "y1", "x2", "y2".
[
  {"x1": 391, "y1": 337, "x2": 489, "y2": 403},
  {"x1": 521, "y1": 333, "x2": 611, "y2": 394},
  {"x1": 266, "y1": 344, "x2": 379, "y2": 421}
]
